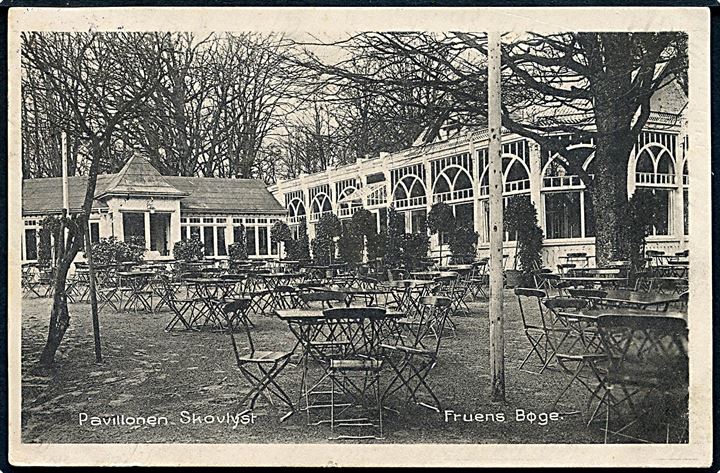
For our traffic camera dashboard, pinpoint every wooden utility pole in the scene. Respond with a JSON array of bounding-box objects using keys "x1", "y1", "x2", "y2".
[{"x1": 487, "y1": 31, "x2": 505, "y2": 402}]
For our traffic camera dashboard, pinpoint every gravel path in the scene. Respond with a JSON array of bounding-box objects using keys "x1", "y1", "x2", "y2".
[{"x1": 20, "y1": 293, "x2": 605, "y2": 444}]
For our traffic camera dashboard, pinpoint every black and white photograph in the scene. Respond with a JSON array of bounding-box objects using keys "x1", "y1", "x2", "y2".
[{"x1": 7, "y1": 6, "x2": 712, "y2": 468}]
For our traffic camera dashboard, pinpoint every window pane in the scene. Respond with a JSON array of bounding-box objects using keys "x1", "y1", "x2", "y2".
[
  {"x1": 233, "y1": 226, "x2": 244, "y2": 243},
  {"x1": 583, "y1": 191, "x2": 595, "y2": 237},
  {"x1": 258, "y1": 227, "x2": 269, "y2": 255},
  {"x1": 123, "y1": 212, "x2": 145, "y2": 244},
  {"x1": 378, "y1": 208, "x2": 388, "y2": 234},
  {"x1": 203, "y1": 226, "x2": 215, "y2": 256},
  {"x1": 24, "y1": 229, "x2": 37, "y2": 260},
  {"x1": 545, "y1": 191, "x2": 581, "y2": 239},
  {"x1": 411, "y1": 209, "x2": 426, "y2": 234},
  {"x1": 247, "y1": 226, "x2": 257, "y2": 256},
  {"x1": 455, "y1": 202, "x2": 474, "y2": 230},
  {"x1": 90, "y1": 223, "x2": 100, "y2": 243},
  {"x1": 504, "y1": 195, "x2": 531, "y2": 242},
  {"x1": 190, "y1": 226, "x2": 201, "y2": 240},
  {"x1": 654, "y1": 189, "x2": 670, "y2": 236},
  {"x1": 217, "y1": 227, "x2": 227, "y2": 256}
]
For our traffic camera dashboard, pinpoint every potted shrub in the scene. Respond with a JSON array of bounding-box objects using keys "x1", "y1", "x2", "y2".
[
  {"x1": 295, "y1": 218, "x2": 311, "y2": 262},
  {"x1": 504, "y1": 196, "x2": 544, "y2": 287},
  {"x1": 86, "y1": 236, "x2": 145, "y2": 265},
  {"x1": 427, "y1": 202, "x2": 456, "y2": 265},
  {"x1": 448, "y1": 224, "x2": 480, "y2": 264},
  {"x1": 173, "y1": 236, "x2": 204, "y2": 268},
  {"x1": 270, "y1": 221, "x2": 292, "y2": 259},
  {"x1": 311, "y1": 213, "x2": 341, "y2": 266},
  {"x1": 383, "y1": 207, "x2": 405, "y2": 277}
]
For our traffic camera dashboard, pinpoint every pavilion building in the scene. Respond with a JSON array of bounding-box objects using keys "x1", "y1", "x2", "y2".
[
  {"x1": 21, "y1": 156, "x2": 286, "y2": 262},
  {"x1": 269, "y1": 83, "x2": 690, "y2": 268}
]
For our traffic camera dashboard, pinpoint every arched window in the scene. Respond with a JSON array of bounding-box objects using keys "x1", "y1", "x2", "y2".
[
  {"x1": 310, "y1": 193, "x2": 332, "y2": 221},
  {"x1": 503, "y1": 155, "x2": 531, "y2": 194},
  {"x1": 337, "y1": 186, "x2": 362, "y2": 218},
  {"x1": 634, "y1": 143, "x2": 676, "y2": 186},
  {"x1": 287, "y1": 198, "x2": 306, "y2": 224},
  {"x1": 393, "y1": 174, "x2": 426, "y2": 209},
  {"x1": 432, "y1": 165, "x2": 473, "y2": 203}
]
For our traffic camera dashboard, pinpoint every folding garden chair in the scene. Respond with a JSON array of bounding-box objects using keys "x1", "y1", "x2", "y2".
[
  {"x1": 97, "y1": 270, "x2": 122, "y2": 313},
  {"x1": 514, "y1": 288, "x2": 572, "y2": 374},
  {"x1": 25, "y1": 267, "x2": 54, "y2": 298},
  {"x1": 295, "y1": 290, "x2": 351, "y2": 425},
  {"x1": 466, "y1": 259, "x2": 489, "y2": 301},
  {"x1": 567, "y1": 288, "x2": 608, "y2": 308},
  {"x1": 541, "y1": 297, "x2": 608, "y2": 415},
  {"x1": 160, "y1": 275, "x2": 198, "y2": 331},
  {"x1": 322, "y1": 307, "x2": 387, "y2": 439},
  {"x1": 222, "y1": 299, "x2": 295, "y2": 421},
  {"x1": 381, "y1": 296, "x2": 451, "y2": 412},
  {"x1": 299, "y1": 290, "x2": 348, "y2": 309},
  {"x1": 270, "y1": 285, "x2": 302, "y2": 310},
  {"x1": 592, "y1": 314, "x2": 688, "y2": 443}
]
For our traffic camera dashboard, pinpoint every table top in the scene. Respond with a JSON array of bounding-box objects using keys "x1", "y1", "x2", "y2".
[
  {"x1": 438, "y1": 265, "x2": 473, "y2": 271},
  {"x1": 185, "y1": 277, "x2": 233, "y2": 284},
  {"x1": 585, "y1": 289, "x2": 681, "y2": 306},
  {"x1": 275, "y1": 309, "x2": 324, "y2": 320},
  {"x1": 558, "y1": 307, "x2": 687, "y2": 322},
  {"x1": 117, "y1": 271, "x2": 155, "y2": 277},
  {"x1": 410, "y1": 271, "x2": 442, "y2": 278},
  {"x1": 319, "y1": 285, "x2": 392, "y2": 295},
  {"x1": 560, "y1": 276, "x2": 628, "y2": 283},
  {"x1": 276, "y1": 308, "x2": 404, "y2": 321},
  {"x1": 391, "y1": 279, "x2": 435, "y2": 287},
  {"x1": 219, "y1": 274, "x2": 248, "y2": 281},
  {"x1": 259, "y1": 272, "x2": 299, "y2": 278}
]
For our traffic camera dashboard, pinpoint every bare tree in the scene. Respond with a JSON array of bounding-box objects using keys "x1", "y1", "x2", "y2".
[
  {"x1": 292, "y1": 31, "x2": 687, "y2": 264},
  {"x1": 22, "y1": 32, "x2": 165, "y2": 368},
  {"x1": 496, "y1": 32, "x2": 687, "y2": 263}
]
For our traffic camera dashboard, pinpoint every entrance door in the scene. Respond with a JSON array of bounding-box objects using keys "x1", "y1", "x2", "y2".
[
  {"x1": 150, "y1": 213, "x2": 171, "y2": 256},
  {"x1": 123, "y1": 212, "x2": 145, "y2": 245}
]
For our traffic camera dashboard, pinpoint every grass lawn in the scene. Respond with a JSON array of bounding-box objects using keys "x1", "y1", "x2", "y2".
[{"x1": 20, "y1": 292, "x2": 606, "y2": 444}]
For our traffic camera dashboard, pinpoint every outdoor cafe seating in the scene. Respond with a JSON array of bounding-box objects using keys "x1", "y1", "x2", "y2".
[{"x1": 35, "y1": 247, "x2": 688, "y2": 443}]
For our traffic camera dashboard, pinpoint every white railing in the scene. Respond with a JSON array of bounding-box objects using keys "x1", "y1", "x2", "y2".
[
  {"x1": 394, "y1": 195, "x2": 427, "y2": 209},
  {"x1": 433, "y1": 188, "x2": 473, "y2": 203},
  {"x1": 338, "y1": 206, "x2": 361, "y2": 218},
  {"x1": 636, "y1": 172, "x2": 675, "y2": 186},
  {"x1": 367, "y1": 187, "x2": 388, "y2": 207},
  {"x1": 543, "y1": 175, "x2": 582, "y2": 188},
  {"x1": 288, "y1": 215, "x2": 305, "y2": 224},
  {"x1": 504, "y1": 179, "x2": 531, "y2": 194},
  {"x1": 309, "y1": 210, "x2": 332, "y2": 222}
]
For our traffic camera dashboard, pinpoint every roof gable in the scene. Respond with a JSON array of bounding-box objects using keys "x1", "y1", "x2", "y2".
[{"x1": 96, "y1": 155, "x2": 186, "y2": 199}]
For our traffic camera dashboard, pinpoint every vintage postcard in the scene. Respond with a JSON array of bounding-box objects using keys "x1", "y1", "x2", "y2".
[{"x1": 7, "y1": 6, "x2": 712, "y2": 467}]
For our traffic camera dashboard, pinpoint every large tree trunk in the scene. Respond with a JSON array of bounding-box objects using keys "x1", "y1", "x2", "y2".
[{"x1": 591, "y1": 105, "x2": 635, "y2": 266}]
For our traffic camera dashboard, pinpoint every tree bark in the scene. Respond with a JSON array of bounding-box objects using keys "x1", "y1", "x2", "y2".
[{"x1": 591, "y1": 105, "x2": 634, "y2": 266}]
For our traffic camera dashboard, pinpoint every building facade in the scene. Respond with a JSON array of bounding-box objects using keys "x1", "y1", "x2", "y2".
[
  {"x1": 270, "y1": 89, "x2": 690, "y2": 269},
  {"x1": 21, "y1": 156, "x2": 286, "y2": 262}
]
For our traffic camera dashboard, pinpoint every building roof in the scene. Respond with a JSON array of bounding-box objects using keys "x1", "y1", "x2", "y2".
[
  {"x1": 23, "y1": 175, "x2": 112, "y2": 215},
  {"x1": 22, "y1": 157, "x2": 285, "y2": 216},
  {"x1": 96, "y1": 155, "x2": 188, "y2": 199},
  {"x1": 166, "y1": 176, "x2": 285, "y2": 214}
]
